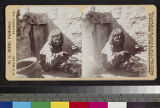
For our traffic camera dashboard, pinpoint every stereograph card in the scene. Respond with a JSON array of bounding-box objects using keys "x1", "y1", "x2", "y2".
[{"x1": 5, "y1": 5, "x2": 157, "y2": 81}]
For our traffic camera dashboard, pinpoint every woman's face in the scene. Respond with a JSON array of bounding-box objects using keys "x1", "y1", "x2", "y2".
[
  {"x1": 51, "y1": 35, "x2": 63, "y2": 46},
  {"x1": 113, "y1": 34, "x2": 122, "y2": 44}
]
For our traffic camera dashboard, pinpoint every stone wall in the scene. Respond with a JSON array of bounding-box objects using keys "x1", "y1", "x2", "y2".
[
  {"x1": 84, "y1": 6, "x2": 147, "y2": 48},
  {"x1": 17, "y1": 7, "x2": 82, "y2": 61},
  {"x1": 17, "y1": 6, "x2": 147, "y2": 61}
]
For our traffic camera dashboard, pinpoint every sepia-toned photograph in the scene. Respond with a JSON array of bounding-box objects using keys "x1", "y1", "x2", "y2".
[
  {"x1": 82, "y1": 6, "x2": 148, "y2": 78},
  {"x1": 5, "y1": 5, "x2": 157, "y2": 80},
  {"x1": 16, "y1": 7, "x2": 82, "y2": 78}
]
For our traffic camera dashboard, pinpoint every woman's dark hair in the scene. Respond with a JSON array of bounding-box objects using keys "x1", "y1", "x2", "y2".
[
  {"x1": 48, "y1": 29, "x2": 64, "y2": 52},
  {"x1": 108, "y1": 28, "x2": 124, "y2": 52}
]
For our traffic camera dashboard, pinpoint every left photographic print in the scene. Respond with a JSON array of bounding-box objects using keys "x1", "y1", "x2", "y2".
[{"x1": 7, "y1": 6, "x2": 82, "y2": 79}]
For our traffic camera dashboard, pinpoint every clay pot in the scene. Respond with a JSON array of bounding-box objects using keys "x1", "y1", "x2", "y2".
[{"x1": 17, "y1": 57, "x2": 43, "y2": 78}]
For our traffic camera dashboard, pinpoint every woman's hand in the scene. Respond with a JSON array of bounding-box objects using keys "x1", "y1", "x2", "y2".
[{"x1": 46, "y1": 57, "x2": 53, "y2": 65}]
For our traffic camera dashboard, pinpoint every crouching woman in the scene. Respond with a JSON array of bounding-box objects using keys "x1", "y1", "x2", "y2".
[{"x1": 39, "y1": 29, "x2": 69, "y2": 72}]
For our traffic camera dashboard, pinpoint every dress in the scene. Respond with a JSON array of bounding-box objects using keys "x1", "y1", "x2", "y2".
[{"x1": 39, "y1": 41, "x2": 69, "y2": 72}]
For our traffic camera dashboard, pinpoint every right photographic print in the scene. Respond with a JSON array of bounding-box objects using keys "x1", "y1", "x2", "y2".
[{"x1": 82, "y1": 6, "x2": 156, "y2": 80}]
